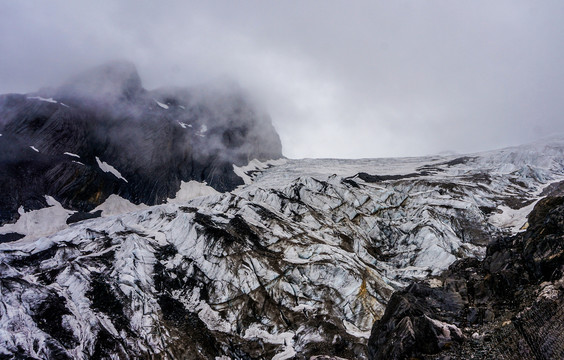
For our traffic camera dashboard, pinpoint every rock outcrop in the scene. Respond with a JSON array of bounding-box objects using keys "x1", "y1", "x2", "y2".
[{"x1": 368, "y1": 196, "x2": 564, "y2": 360}]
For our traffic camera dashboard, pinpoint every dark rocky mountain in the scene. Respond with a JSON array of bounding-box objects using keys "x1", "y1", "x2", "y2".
[
  {"x1": 0, "y1": 61, "x2": 283, "y2": 226},
  {"x1": 368, "y1": 194, "x2": 564, "y2": 360}
]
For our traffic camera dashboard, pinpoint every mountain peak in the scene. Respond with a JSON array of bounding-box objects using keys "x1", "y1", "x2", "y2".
[{"x1": 57, "y1": 60, "x2": 143, "y2": 101}]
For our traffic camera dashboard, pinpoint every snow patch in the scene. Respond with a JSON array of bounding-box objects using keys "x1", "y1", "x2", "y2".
[
  {"x1": 0, "y1": 196, "x2": 73, "y2": 242},
  {"x1": 155, "y1": 100, "x2": 169, "y2": 109},
  {"x1": 30, "y1": 146, "x2": 39, "y2": 152},
  {"x1": 195, "y1": 124, "x2": 208, "y2": 137},
  {"x1": 95, "y1": 157, "x2": 128, "y2": 182},
  {"x1": 167, "y1": 181, "x2": 220, "y2": 204},
  {"x1": 27, "y1": 96, "x2": 57, "y2": 104},
  {"x1": 426, "y1": 315, "x2": 463, "y2": 340},
  {"x1": 489, "y1": 200, "x2": 539, "y2": 234},
  {"x1": 197, "y1": 302, "x2": 231, "y2": 333},
  {"x1": 64, "y1": 152, "x2": 80, "y2": 158},
  {"x1": 243, "y1": 324, "x2": 295, "y2": 360},
  {"x1": 233, "y1": 158, "x2": 288, "y2": 185},
  {"x1": 92, "y1": 194, "x2": 148, "y2": 217},
  {"x1": 343, "y1": 320, "x2": 371, "y2": 339},
  {"x1": 177, "y1": 121, "x2": 188, "y2": 129},
  {"x1": 291, "y1": 304, "x2": 316, "y2": 312}
]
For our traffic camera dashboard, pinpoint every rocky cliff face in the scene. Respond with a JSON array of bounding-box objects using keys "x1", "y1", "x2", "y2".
[
  {"x1": 367, "y1": 194, "x2": 564, "y2": 360},
  {"x1": 0, "y1": 61, "x2": 283, "y2": 226},
  {"x1": 1, "y1": 133, "x2": 564, "y2": 359}
]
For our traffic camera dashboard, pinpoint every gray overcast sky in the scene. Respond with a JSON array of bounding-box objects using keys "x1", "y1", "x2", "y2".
[{"x1": 1, "y1": 1, "x2": 564, "y2": 158}]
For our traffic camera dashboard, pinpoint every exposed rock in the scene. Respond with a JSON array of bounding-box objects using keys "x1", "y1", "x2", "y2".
[
  {"x1": 368, "y1": 196, "x2": 564, "y2": 360},
  {"x1": 66, "y1": 210, "x2": 102, "y2": 224},
  {"x1": 0, "y1": 232, "x2": 24, "y2": 243}
]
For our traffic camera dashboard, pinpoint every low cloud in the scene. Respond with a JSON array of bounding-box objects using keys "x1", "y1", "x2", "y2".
[{"x1": 1, "y1": 1, "x2": 564, "y2": 158}]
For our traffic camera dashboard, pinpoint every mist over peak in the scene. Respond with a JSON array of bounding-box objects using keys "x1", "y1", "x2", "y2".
[
  {"x1": 56, "y1": 60, "x2": 144, "y2": 102},
  {"x1": 0, "y1": 61, "x2": 283, "y2": 225}
]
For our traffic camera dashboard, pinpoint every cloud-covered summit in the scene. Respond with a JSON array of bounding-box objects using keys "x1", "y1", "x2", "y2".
[
  {"x1": 1, "y1": 1, "x2": 564, "y2": 158},
  {"x1": 56, "y1": 60, "x2": 144, "y2": 101},
  {"x1": 0, "y1": 61, "x2": 283, "y2": 225}
]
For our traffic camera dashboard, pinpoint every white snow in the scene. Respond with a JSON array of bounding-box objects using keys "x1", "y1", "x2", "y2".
[
  {"x1": 30, "y1": 146, "x2": 39, "y2": 152},
  {"x1": 177, "y1": 121, "x2": 188, "y2": 129},
  {"x1": 92, "y1": 194, "x2": 148, "y2": 217},
  {"x1": 0, "y1": 196, "x2": 73, "y2": 242},
  {"x1": 489, "y1": 200, "x2": 540, "y2": 234},
  {"x1": 95, "y1": 156, "x2": 128, "y2": 182},
  {"x1": 243, "y1": 157, "x2": 431, "y2": 190},
  {"x1": 167, "y1": 181, "x2": 220, "y2": 203},
  {"x1": 343, "y1": 320, "x2": 372, "y2": 339},
  {"x1": 426, "y1": 315, "x2": 463, "y2": 340},
  {"x1": 232, "y1": 158, "x2": 288, "y2": 186},
  {"x1": 195, "y1": 124, "x2": 208, "y2": 137},
  {"x1": 155, "y1": 100, "x2": 169, "y2": 109},
  {"x1": 60, "y1": 102, "x2": 70, "y2": 108},
  {"x1": 27, "y1": 96, "x2": 57, "y2": 104},
  {"x1": 291, "y1": 304, "x2": 316, "y2": 312},
  {"x1": 64, "y1": 152, "x2": 80, "y2": 158},
  {"x1": 244, "y1": 324, "x2": 295, "y2": 360},
  {"x1": 196, "y1": 302, "x2": 231, "y2": 333}
]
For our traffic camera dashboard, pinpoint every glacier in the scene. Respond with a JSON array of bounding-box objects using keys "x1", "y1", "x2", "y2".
[{"x1": 1, "y1": 137, "x2": 564, "y2": 359}]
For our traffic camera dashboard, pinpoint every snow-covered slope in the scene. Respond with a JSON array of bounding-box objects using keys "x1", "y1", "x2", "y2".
[{"x1": 1, "y1": 138, "x2": 564, "y2": 359}]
